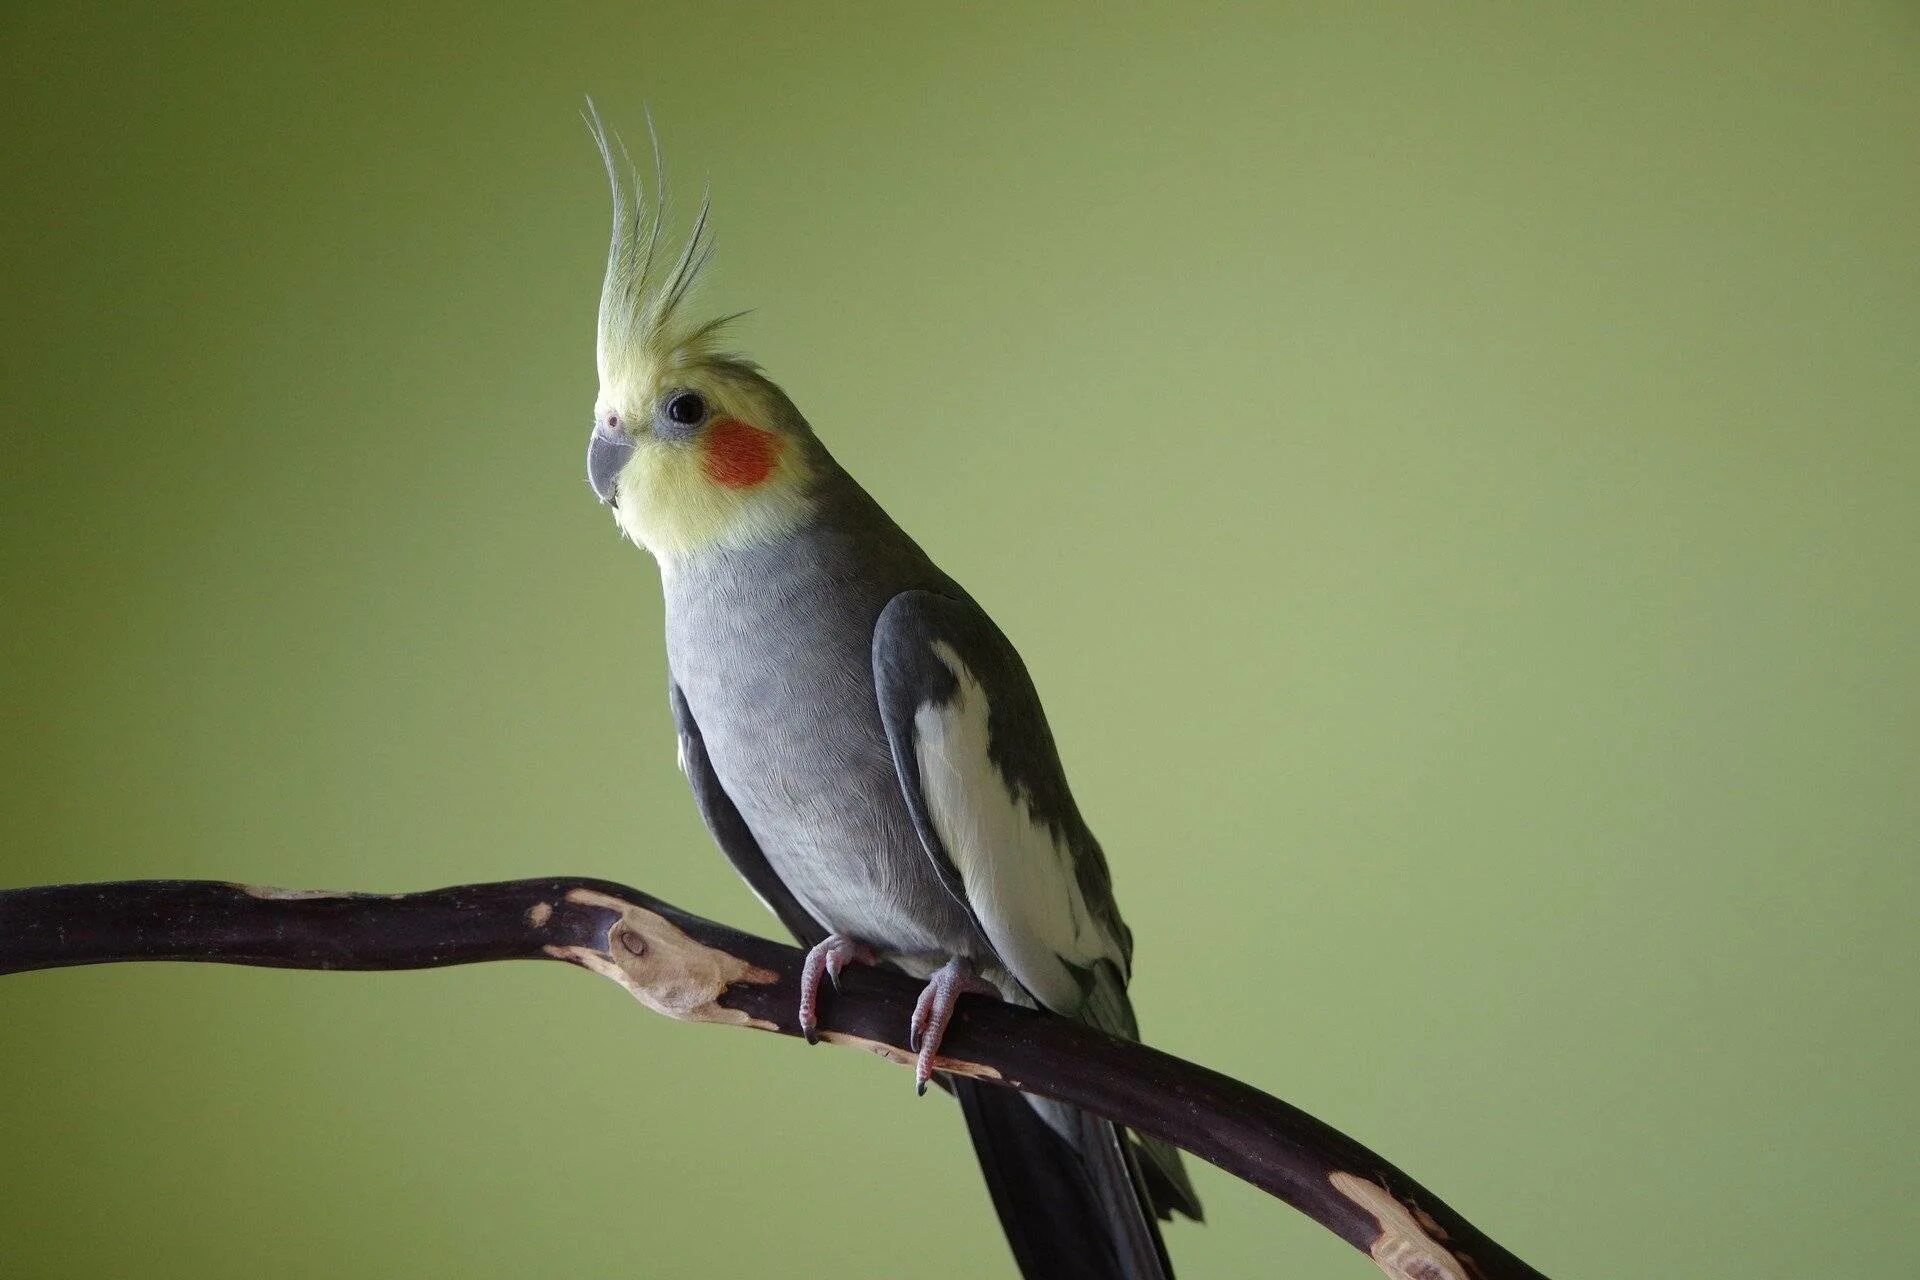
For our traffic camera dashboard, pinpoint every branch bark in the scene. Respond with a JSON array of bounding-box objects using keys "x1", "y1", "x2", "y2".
[{"x1": 1, "y1": 878, "x2": 1547, "y2": 1280}]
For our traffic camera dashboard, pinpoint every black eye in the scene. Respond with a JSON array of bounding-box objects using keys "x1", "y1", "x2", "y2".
[{"x1": 663, "y1": 390, "x2": 708, "y2": 425}]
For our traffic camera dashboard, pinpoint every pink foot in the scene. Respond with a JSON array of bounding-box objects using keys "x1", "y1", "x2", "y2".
[
  {"x1": 797, "y1": 934, "x2": 878, "y2": 1044},
  {"x1": 908, "y1": 957, "x2": 997, "y2": 1095}
]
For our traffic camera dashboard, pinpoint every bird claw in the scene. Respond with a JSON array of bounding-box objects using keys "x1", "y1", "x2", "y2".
[
  {"x1": 907, "y1": 957, "x2": 995, "y2": 1095},
  {"x1": 797, "y1": 934, "x2": 877, "y2": 1044},
  {"x1": 823, "y1": 939, "x2": 873, "y2": 991}
]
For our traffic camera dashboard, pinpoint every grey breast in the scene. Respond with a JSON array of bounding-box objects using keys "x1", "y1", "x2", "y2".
[{"x1": 662, "y1": 500, "x2": 990, "y2": 970}]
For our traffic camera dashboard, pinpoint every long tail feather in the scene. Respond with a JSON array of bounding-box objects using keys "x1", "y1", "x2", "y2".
[{"x1": 954, "y1": 1079, "x2": 1176, "y2": 1280}]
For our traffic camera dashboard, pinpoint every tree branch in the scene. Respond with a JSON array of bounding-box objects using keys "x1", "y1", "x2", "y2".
[{"x1": 1, "y1": 878, "x2": 1547, "y2": 1280}]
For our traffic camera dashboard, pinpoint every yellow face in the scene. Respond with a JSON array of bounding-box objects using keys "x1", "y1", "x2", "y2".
[
  {"x1": 591, "y1": 357, "x2": 815, "y2": 563},
  {"x1": 586, "y1": 113, "x2": 817, "y2": 563}
]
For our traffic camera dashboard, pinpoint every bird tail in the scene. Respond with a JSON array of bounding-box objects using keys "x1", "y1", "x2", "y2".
[{"x1": 954, "y1": 1078, "x2": 1197, "y2": 1280}]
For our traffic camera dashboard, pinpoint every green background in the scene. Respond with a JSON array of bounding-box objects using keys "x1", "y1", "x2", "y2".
[{"x1": 3, "y1": 4, "x2": 1915, "y2": 1276}]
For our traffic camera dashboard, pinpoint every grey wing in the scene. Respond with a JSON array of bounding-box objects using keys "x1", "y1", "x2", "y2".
[
  {"x1": 870, "y1": 589, "x2": 1133, "y2": 1023},
  {"x1": 872, "y1": 590, "x2": 1202, "y2": 1225},
  {"x1": 670, "y1": 681, "x2": 827, "y2": 950}
]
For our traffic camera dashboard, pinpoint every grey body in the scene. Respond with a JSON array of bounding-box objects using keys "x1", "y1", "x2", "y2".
[
  {"x1": 655, "y1": 437, "x2": 1200, "y2": 1280},
  {"x1": 665, "y1": 468, "x2": 991, "y2": 979},
  {"x1": 661, "y1": 433, "x2": 1199, "y2": 1234}
]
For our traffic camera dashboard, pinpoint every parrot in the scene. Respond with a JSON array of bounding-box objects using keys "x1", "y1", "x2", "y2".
[{"x1": 581, "y1": 117, "x2": 1202, "y2": 1280}]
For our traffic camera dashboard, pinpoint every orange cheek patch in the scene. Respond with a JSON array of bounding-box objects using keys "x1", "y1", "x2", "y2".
[{"x1": 700, "y1": 418, "x2": 780, "y2": 489}]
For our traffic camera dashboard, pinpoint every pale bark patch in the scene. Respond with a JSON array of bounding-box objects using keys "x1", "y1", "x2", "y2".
[
  {"x1": 237, "y1": 885, "x2": 360, "y2": 901},
  {"x1": 544, "y1": 888, "x2": 778, "y2": 1029},
  {"x1": 818, "y1": 1030, "x2": 1005, "y2": 1083},
  {"x1": 1329, "y1": 1171, "x2": 1470, "y2": 1280}
]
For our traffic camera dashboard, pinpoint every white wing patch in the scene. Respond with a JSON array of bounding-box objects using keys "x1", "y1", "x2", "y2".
[{"x1": 911, "y1": 641, "x2": 1122, "y2": 1015}]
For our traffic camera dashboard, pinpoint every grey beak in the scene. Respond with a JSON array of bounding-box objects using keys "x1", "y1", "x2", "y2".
[{"x1": 587, "y1": 427, "x2": 636, "y2": 505}]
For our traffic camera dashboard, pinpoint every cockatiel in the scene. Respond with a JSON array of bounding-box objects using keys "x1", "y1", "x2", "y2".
[{"x1": 582, "y1": 118, "x2": 1202, "y2": 1280}]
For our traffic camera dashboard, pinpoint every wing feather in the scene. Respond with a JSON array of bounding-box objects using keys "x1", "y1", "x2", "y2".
[
  {"x1": 872, "y1": 591, "x2": 1129, "y2": 1017},
  {"x1": 872, "y1": 590, "x2": 1202, "y2": 1224}
]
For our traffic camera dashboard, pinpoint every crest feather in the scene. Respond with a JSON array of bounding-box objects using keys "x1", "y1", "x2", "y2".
[{"x1": 584, "y1": 101, "x2": 732, "y2": 385}]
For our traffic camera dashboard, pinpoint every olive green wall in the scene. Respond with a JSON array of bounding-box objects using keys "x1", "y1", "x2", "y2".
[{"x1": 3, "y1": 3, "x2": 1915, "y2": 1277}]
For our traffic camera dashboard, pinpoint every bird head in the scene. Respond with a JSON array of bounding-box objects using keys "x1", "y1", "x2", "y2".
[{"x1": 585, "y1": 113, "x2": 815, "y2": 562}]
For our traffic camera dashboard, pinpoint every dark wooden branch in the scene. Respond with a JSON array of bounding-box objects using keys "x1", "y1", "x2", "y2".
[{"x1": 1, "y1": 878, "x2": 1547, "y2": 1280}]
